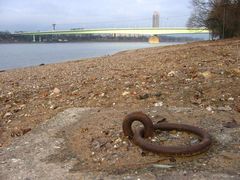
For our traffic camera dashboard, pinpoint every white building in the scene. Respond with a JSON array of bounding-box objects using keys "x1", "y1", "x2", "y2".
[{"x1": 152, "y1": 11, "x2": 160, "y2": 28}]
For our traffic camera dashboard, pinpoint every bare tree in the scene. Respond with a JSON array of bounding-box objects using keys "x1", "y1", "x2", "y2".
[
  {"x1": 187, "y1": 0, "x2": 210, "y2": 27},
  {"x1": 188, "y1": 0, "x2": 240, "y2": 38}
]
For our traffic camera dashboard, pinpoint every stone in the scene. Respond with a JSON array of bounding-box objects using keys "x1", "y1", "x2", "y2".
[
  {"x1": 152, "y1": 164, "x2": 175, "y2": 168},
  {"x1": 190, "y1": 139, "x2": 199, "y2": 144},
  {"x1": 168, "y1": 107, "x2": 192, "y2": 113},
  {"x1": 21, "y1": 128, "x2": 32, "y2": 135},
  {"x1": 223, "y1": 119, "x2": 239, "y2": 128},
  {"x1": 206, "y1": 106, "x2": 213, "y2": 112},
  {"x1": 183, "y1": 171, "x2": 187, "y2": 176},
  {"x1": 50, "y1": 105, "x2": 57, "y2": 109},
  {"x1": 154, "y1": 92, "x2": 162, "y2": 97},
  {"x1": 3, "y1": 112, "x2": 13, "y2": 118},
  {"x1": 216, "y1": 106, "x2": 232, "y2": 111},
  {"x1": 100, "y1": 93, "x2": 105, "y2": 97},
  {"x1": 122, "y1": 91, "x2": 130, "y2": 96},
  {"x1": 138, "y1": 93, "x2": 149, "y2": 100},
  {"x1": 167, "y1": 71, "x2": 177, "y2": 77},
  {"x1": 154, "y1": 101, "x2": 163, "y2": 107},
  {"x1": 124, "y1": 81, "x2": 133, "y2": 88},
  {"x1": 200, "y1": 71, "x2": 212, "y2": 78},
  {"x1": 53, "y1": 88, "x2": 60, "y2": 94}
]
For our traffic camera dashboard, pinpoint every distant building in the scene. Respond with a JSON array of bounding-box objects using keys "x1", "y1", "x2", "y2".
[{"x1": 152, "y1": 11, "x2": 160, "y2": 28}]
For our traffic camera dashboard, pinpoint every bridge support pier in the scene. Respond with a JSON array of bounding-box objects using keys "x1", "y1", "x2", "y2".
[
  {"x1": 39, "y1": 36, "x2": 42, "y2": 42},
  {"x1": 32, "y1": 35, "x2": 36, "y2": 42},
  {"x1": 148, "y1": 35, "x2": 160, "y2": 44}
]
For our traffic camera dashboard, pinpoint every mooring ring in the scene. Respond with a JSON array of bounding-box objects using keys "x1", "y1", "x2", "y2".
[
  {"x1": 133, "y1": 123, "x2": 212, "y2": 155},
  {"x1": 122, "y1": 111, "x2": 154, "y2": 139},
  {"x1": 123, "y1": 112, "x2": 212, "y2": 155}
]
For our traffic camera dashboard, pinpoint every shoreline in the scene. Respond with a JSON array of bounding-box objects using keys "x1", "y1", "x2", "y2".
[
  {"x1": 0, "y1": 39, "x2": 195, "y2": 44},
  {"x1": 0, "y1": 38, "x2": 239, "y2": 148},
  {"x1": 0, "y1": 41, "x2": 184, "y2": 71}
]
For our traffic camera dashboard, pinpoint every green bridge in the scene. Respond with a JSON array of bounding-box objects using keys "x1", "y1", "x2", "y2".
[
  {"x1": 16, "y1": 27, "x2": 210, "y2": 43},
  {"x1": 17, "y1": 27, "x2": 209, "y2": 35}
]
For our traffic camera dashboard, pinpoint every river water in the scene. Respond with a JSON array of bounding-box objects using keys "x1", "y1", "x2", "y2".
[{"x1": 0, "y1": 42, "x2": 183, "y2": 70}]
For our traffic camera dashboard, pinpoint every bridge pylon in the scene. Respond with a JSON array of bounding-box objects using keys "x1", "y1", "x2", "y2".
[{"x1": 148, "y1": 35, "x2": 160, "y2": 44}]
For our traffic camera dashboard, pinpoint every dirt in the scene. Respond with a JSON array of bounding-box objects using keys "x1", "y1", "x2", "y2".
[
  {"x1": 61, "y1": 107, "x2": 240, "y2": 174},
  {"x1": 1, "y1": 107, "x2": 240, "y2": 179},
  {"x1": 0, "y1": 39, "x2": 240, "y2": 178}
]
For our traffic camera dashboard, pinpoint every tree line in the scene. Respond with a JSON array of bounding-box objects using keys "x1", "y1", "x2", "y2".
[{"x1": 188, "y1": 0, "x2": 240, "y2": 39}]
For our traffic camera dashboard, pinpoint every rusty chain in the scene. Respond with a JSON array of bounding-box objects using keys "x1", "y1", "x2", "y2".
[{"x1": 123, "y1": 112, "x2": 212, "y2": 155}]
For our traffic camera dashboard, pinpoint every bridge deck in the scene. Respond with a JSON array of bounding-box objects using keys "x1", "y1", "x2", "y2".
[{"x1": 16, "y1": 28, "x2": 210, "y2": 36}]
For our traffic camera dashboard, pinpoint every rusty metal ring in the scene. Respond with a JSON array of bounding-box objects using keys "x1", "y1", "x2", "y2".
[
  {"x1": 133, "y1": 123, "x2": 212, "y2": 155},
  {"x1": 123, "y1": 112, "x2": 212, "y2": 155},
  {"x1": 122, "y1": 111, "x2": 154, "y2": 139}
]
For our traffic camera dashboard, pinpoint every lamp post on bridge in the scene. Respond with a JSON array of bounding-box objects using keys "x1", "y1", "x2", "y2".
[{"x1": 52, "y1": 24, "x2": 56, "y2": 31}]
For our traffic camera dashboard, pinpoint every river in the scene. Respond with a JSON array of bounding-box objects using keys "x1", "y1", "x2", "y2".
[{"x1": 0, "y1": 42, "x2": 183, "y2": 70}]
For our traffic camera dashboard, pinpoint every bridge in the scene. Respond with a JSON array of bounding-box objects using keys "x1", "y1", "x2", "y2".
[{"x1": 16, "y1": 27, "x2": 210, "y2": 43}]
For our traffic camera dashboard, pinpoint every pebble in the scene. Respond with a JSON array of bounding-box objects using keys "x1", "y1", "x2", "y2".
[
  {"x1": 138, "y1": 93, "x2": 149, "y2": 100},
  {"x1": 5, "y1": 119, "x2": 12, "y2": 124},
  {"x1": 100, "y1": 93, "x2": 105, "y2": 97},
  {"x1": 200, "y1": 71, "x2": 212, "y2": 78},
  {"x1": 183, "y1": 170, "x2": 187, "y2": 176},
  {"x1": 216, "y1": 106, "x2": 232, "y2": 111},
  {"x1": 168, "y1": 71, "x2": 177, "y2": 77},
  {"x1": 11, "y1": 158, "x2": 20, "y2": 163},
  {"x1": 124, "y1": 81, "x2": 133, "y2": 88},
  {"x1": 115, "y1": 138, "x2": 122, "y2": 143},
  {"x1": 53, "y1": 87, "x2": 61, "y2": 94},
  {"x1": 159, "y1": 137, "x2": 168, "y2": 141},
  {"x1": 21, "y1": 128, "x2": 31, "y2": 135},
  {"x1": 151, "y1": 138, "x2": 157, "y2": 142},
  {"x1": 3, "y1": 112, "x2": 13, "y2": 118},
  {"x1": 5, "y1": 104, "x2": 12, "y2": 109},
  {"x1": 206, "y1": 106, "x2": 213, "y2": 112},
  {"x1": 154, "y1": 101, "x2": 163, "y2": 107},
  {"x1": 122, "y1": 141, "x2": 127, "y2": 145},
  {"x1": 7, "y1": 92, "x2": 13, "y2": 95},
  {"x1": 50, "y1": 105, "x2": 58, "y2": 109},
  {"x1": 122, "y1": 91, "x2": 130, "y2": 96},
  {"x1": 152, "y1": 164, "x2": 175, "y2": 168},
  {"x1": 190, "y1": 139, "x2": 199, "y2": 144},
  {"x1": 154, "y1": 92, "x2": 162, "y2": 97},
  {"x1": 223, "y1": 119, "x2": 239, "y2": 128}
]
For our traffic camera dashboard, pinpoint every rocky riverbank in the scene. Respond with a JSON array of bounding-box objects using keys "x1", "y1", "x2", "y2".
[
  {"x1": 0, "y1": 38, "x2": 239, "y2": 148},
  {"x1": 0, "y1": 38, "x2": 240, "y2": 179}
]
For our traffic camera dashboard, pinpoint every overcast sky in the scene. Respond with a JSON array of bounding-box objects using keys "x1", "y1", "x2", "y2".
[{"x1": 0, "y1": 0, "x2": 192, "y2": 32}]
